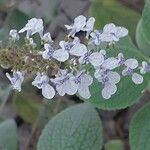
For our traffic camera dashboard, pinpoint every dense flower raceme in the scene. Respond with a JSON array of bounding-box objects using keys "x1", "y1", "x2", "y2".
[{"x1": 4, "y1": 16, "x2": 150, "y2": 100}]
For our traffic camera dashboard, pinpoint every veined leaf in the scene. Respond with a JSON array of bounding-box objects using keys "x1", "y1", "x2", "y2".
[
  {"x1": 37, "y1": 103, "x2": 103, "y2": 150},
  {"x1": 129, "y1": 103, "x2": 150, "y2": 150}
]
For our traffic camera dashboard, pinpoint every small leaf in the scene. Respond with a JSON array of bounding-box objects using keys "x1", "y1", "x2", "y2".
[
  {"x1": 87, "y1": 37, "x2": 150, "y2": 110},
  {"x1": 105, "y1": 139, "x2": 124, "y2": 150},
  {"x1": 13, "y1": 92, "x2": 42, "y2": 124},
  {"x1": 37, "y1": 103, "x2": 103, "y2": 150},
  {"x1": 0, "y1": 119, "x2": 18, "y2": 150},
  {"x1": 129, "y1": 103, "x2": 150, "y2": 150}
]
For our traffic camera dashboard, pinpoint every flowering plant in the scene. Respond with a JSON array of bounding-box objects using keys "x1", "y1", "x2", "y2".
[
  {"x1": 3, "y1": 15, "x2": 149, "y2": 102},
  {"x1": 0, "y1": 0, "x2": 150, "y2": 150}
]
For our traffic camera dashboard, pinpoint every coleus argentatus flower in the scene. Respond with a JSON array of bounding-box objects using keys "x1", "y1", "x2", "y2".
[{"x1": 5, "y1": 16, "x2": 149, "y2": 100}]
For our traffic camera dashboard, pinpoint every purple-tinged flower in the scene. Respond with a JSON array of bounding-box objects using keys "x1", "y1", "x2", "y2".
[
  {"x1": 122, "y1": 58, "x2": 143, "y2": 84},
  {"x1": 51, "y1": 70, "x2": 78, "y2": 96},
  {"x1": 19, "y1": 18, "x2": 43, "y2": 38},
  {"x1": 74, "y1": 70, "x2": 93, "y2": 99},
  {"x1": 32, "y1": 73, "x2": 55, "y2": 99},
  {"x1": 6, "y1": 71, "x2": 24, "y2": 92}
]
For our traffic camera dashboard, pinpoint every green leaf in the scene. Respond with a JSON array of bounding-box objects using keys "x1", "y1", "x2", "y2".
[
  {"x1": 135, "y1": 0, "x2": 150, "y2": 56},
  {"x1": 87, "y1": 36, "x2": 150, "y2": 110},
  {"x1": 0, "y1": 82, "x2": 11, "y2": 102},
  {"x1": 129, "y1": 103, "x2": 150, "y2": 150},
  {"x1": 136, "y1": 19, "x2": 150, "y2": 56},
  {"x1": 6, "y1": 9, "x2": 30, "y2": 30},
  {"x1": 0, "y1": 9, "x2": 29, "y2": 43},
  {"x1": 141, "y1": 0, "x2": 150, "y2": 41},
  {"x1": 105, "y1": 139, "x2": 124, "y2": 150},
  {"x1": 0, "y1": 119, "x2": 18, "y2": 150},
  {"x1": 13, "y1": 92, "x2": 42, "y2": 124},
  {"x1": 37, "y1": 103, "x2": 103, "y2": 150},
  {"x1": 90, "y1": 0, "x2": 141, "y2": 39},
  {"x1": 37, "y1": 99, "x2": 73, "y2": 129}
]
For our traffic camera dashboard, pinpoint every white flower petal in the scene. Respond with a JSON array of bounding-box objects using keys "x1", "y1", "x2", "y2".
[
  {"x1": 19, "y1": 18, "x2": 43, "y2": 37},
  {"x1": 102, "y1": 83, "x2": 117, "y2": 99},
  {"x1": 132, "y1": 73, "x2": 143, "y2": 85},
  {"x1": 78, "y1": 86, "x2": 91, "y2": 99},
  {"x1": 116, "y1": 27, "x2": 128, "y2": 38},
  {"x1": 140, "y1": 61, "x2": 149, "y2": 74},
  {"x1": 102, "y1": 57, "x2": 118, "y2": 70},
  {"x1": 70, "y1": 43, "x2": 87, "y2": 56},
  {"x1": 65, "y1": 25, "x2": 73, "y2": 30},
  {"x1": 107, "y1": 71, "x2": 120, "y2": 84},
  {"x1": 42, "y1": 51, "x2": 50, "y2": 59},
  {"x1": 103, "y1": 23, "x2": 116, "y2": 33},
  {"x1": 101, "y1": 86, "x2": 111, "y2": 99},
  {"x1": 89, "y1": 52, "x2": 104, "y2": 67},
  {"x1": 64, "y1": 80, "x2": 78, "y2": 95},
  {"x1": 42, "y1": 32, "x2": 53, "y2": 43},
  {"x1": 42, "y1": 83, "x2": 55, "y2": 99},
  {"x1": 53, "y1": 49, "x2": 69, "y2": 62},
  {"x1": 74, "y1": 15, "x2": 86, "y2": 30},
  {"x1": 80, "y1": 73, "x2": 93, "y2": 86},
  {"x1": 85, "y1": 17, "x2": 95, "y2": 31},
  {"x1": 56, "y1": 84, "x2": 66, "y2": 96},
  {"x1": 124, "y1": 58, "x2": 138, "y2": 69},
  {"x1": 122, "y1": 68, "x2": 129, "y2": 76},
  {"x1": 6, "y1": 71, "x2": 24, "y2": 92}
]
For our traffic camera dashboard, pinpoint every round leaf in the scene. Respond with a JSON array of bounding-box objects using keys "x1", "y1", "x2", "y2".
[
  {"x1": 37, "y1": 103, "x2": 103, "y2": 150},
  {"x1": 0, "y1": 119, "x2": 18, "y2": 150},
  {"x1": 129, "y1": 103, "x2": 150, "y2": 150}
]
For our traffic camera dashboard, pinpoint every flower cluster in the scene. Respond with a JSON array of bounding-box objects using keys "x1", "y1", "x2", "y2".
[{"x1": 4, "y1": 16, "x2": 150, "y2": 100}]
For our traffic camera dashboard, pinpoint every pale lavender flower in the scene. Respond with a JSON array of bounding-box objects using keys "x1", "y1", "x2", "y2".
[
  {"x1": 79, "y1": 51, "x2": 104, "y2": 67},
  {"x1": 122, "y1": 58, "x2": 143, "y2": 84},
  {"x1": 42, "y1": 32, "x2": 53, "y2": 43},
  {"x1": 51, "y1": 70, "x2": 78, "y2": 96},
  {"x1": 65, "y1": 15, "x2": 86, "y2": 37},
  {"x1": 90, "y1": 30, "x2": 103, "y2": 45},
  {"x1": 95, "y1": 69, "x2": 120, "y2": 99},
  {"x1": 101, "y1": 23, "x2": 128, "y2": 44},
  {"x1": 32, "y1": 73, "x2": 55, "y2": 99},
  {"x1": 74, "y1": 70, "x2": 93, "y2": 99},
  {"x1": 58, "y1": 39, "x2": 87, "y2": 57},
  {"x1": 140, "y1": 61, "x2": 150, "y2": 74},
  {"x1": 83, "y1": 17, "x2": 95, "y2": 39},
  {"x1": 19, "y1": 18, "x2": 43, "y2": 38},
  {"x1": 117, "y1": 53, "x2": 126, "y2": 66},
  {"x1": 6, "y1": 71, "x2": 24, "y2": 92},
  {"x1": 42, "y1": 43, "x2": 69, "y2": 62},
  {"x1": 101, "y1": 57, "x2": 119, "y2": 70},
  {"x1": 9, "y1": 29, "x2": 20, "y2": 41}
]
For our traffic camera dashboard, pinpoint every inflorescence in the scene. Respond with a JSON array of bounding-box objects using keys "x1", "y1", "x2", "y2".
[{"x1": 2, "y1": 15, "x2": 150, "y2": 100}]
